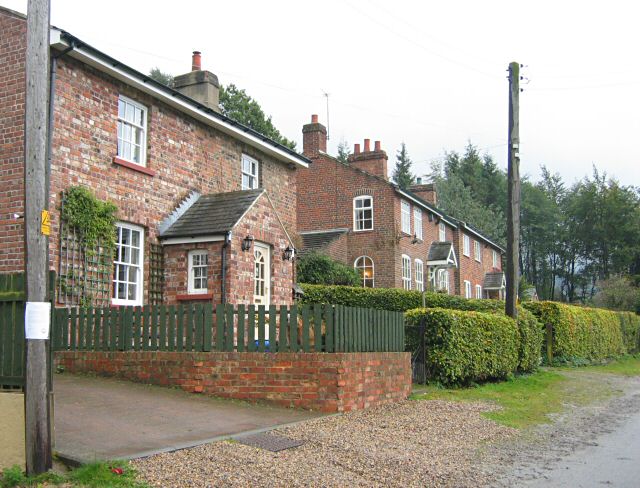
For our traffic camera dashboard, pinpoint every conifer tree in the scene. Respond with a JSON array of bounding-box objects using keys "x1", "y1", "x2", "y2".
[{"x1": 392, "y1": 143, "x2": 415, "y2": 190}]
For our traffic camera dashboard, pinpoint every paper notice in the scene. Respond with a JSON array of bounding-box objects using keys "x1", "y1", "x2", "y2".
[{"x1": 25, "y1": 302, "x2": 51, "y2": 340}]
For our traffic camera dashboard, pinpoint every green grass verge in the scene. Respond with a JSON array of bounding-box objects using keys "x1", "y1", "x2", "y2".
[
  {"x1": 412, "y1": 356, "x2": 640, "y2": 429},
  {"x1": 573, "y1": 354, "x2": 640, "y2": 376},
  {"x1": 412, "y1": 370, "x2": 567, "y2": 429},
  {"x1": 0, "y1": 461, "x2": 148, "y2": 488}
]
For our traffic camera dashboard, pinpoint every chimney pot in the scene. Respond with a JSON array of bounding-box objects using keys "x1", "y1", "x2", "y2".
[
  {"x1": 416, "y1": 177, "x2": 422, "y2": 184},
  {"x1": 354, "y1": 143, "x2": 361, "y2": 154},
  {"x1": 374, "y1": 140, "x2": 381, "y2": 151},
  {"x1": 192, "y1": 51, "x2": 202, "y2": 71},
  {"x1": 311, "y1": 114, "x2": 318, "y2": 123},
  {"x1": 364, "y1": 139, "x2": 371, "y2": 152}
]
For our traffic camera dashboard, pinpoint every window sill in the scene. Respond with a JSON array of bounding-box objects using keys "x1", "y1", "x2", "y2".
[
  {"x1": 113, "y1": 156, "x2": 156, "y2": 176},
  {"x1": 176, "y1": 293, "x2": 213, "y2": 301}
]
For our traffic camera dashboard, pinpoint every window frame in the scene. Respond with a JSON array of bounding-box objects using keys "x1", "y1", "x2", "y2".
[
  {"x1": 474, "y1": 240, "x2": 482, "y2": 262},
  {"x1": 241, "y1": 153, "x2": 259, "y2": 190},
  {"x1": 413, "y1": 207, "x2": 423, "y2": 240},
  {"x1": 493, "y1": 250, "x2": 499, "y2": 268},
  {"x1": 353, "y1": 195, "x2": 374, "y2": 231},
  {"x1": 401, "y1": 254, "x2": 411, "y2": 290},
  {"x1": 475, "y1": 284, "x2": 483, "y2": 299},
  {"x1": 117, "y1": 95, "x2": 147, "y2": 167},
  {"x1": 188, "y1": 250, "x2": 209, "y2": 295},
  {"x1": 437, "y1": 269, "x2": 449, "y2": 294},
  {"x1": 439, "y1": 222, "x2": 446, "y2": 242},
  {"x1": 401, "y1": 200, "x2": 411, "y2": 234},
  {"x1": 463, "y1": 234, "x2": 470, "y2": 257},
  {"x1": 354, "y1": 255, "x2": 375, "y2": 288},
  {"x1": 415, "y1": 259, "x2": 424, "y2": 291},
  {"x1": 464, "y1": 280, "x2": 472, "y2": 298},
  {"x1": 112, "y1": 222, "x2": 144, "y2": 306}
]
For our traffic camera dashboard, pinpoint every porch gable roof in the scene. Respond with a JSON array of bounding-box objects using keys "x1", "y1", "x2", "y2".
[{"x1": 159, "y1": 189, "x2": 264, "y2": 239}]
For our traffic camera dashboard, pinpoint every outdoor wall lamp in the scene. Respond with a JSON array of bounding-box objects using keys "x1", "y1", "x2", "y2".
[
  {"x1": 283, "y1": 246, "x2": 295, "y2": 261},
  {"x1": 241, "y1": 235, "x2": 254, "y2": 252}
]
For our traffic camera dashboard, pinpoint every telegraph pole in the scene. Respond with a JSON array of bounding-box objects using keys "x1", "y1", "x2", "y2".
[
  {"x1": 505, "y1": 62, "x2": 520, "y2": 319},
  {"x1": 24, "y1": 0, "x2": 52, "y2": 474}
]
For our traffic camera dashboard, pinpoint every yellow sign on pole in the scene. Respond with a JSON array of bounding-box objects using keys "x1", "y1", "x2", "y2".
[{"x1": 40, "y1": 210, "x2": 50, "y2": 236}]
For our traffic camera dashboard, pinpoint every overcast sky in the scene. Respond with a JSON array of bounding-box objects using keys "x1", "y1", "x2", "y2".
[{"x1": 3, "y1": 0, "x2": 639, "y2": 186}]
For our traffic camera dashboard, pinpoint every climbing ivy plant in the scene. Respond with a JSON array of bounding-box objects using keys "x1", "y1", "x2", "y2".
[
  {"x1": 58, "y1": 186, "x2": 118, "y2": 306},
  {"x1": 61, "y1": 186, "x2": 118, "y2": 254}
]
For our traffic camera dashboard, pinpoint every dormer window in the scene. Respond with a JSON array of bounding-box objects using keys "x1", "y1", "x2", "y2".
[
  {"x1": 354, "y1": 196, "x2": 373, "y2": 231},
  {"x1": 241, "y1": 154, "x2": 259, "y2": 190}
]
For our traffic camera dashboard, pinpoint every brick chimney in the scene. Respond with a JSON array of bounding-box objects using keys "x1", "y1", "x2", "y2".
[
  {"x1": 409, "y1": 179, "x2": 438, "y2": 205},
  {"x1": 302, "y1": 114, "x2": 327, "y2": 157},
  {"x1": 173, "y1": 51, "x2": 220, "y2": 112},
  {"x1": 348, "y1": 139, "x2": 388, "y2": 180}
]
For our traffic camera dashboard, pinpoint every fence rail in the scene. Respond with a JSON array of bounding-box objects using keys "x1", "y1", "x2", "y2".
[{"x1": 52, "y1": 303, "x2": 405, "y2": 353}]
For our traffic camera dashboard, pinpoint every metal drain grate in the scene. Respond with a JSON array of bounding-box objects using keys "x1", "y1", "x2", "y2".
[{"x1": 235, "y1": 433, "x2": 305, "y2": 452}]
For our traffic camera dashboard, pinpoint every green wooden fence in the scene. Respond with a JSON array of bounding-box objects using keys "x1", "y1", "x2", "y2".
[
  {"x1": 52, "y1": 303, "x2": 405, "y2": 353},
  {"x1": 0, "y1": 273, "x2": 26, "y2": 388},
  {"x1": 0, "y1": 272, "x2": 55, "y2": 389}
]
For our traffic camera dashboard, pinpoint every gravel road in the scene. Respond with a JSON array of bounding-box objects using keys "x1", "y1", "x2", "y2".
[
  {"x1": 133, "y1": 370, "x2": 640, "y2": 488},
  {"x1": 134, "y1": 400, "x2": 514, "y2": 487}
]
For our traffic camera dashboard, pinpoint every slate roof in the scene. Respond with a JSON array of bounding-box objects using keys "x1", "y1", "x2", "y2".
[
  {"x1": 483, "y1": 271, "x2": 506, "y2": 290},
  {"x1": 159, "y1": 189, "x2": 263, "y2": 238},
  {"x1": 428, "y1": 241, "x2": 455, "y2": 263},
  {"x1": 299, "y1": 229, "x2": 348, "y2": 255}
]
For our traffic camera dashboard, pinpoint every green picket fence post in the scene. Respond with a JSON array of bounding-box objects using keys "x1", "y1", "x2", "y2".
[
  {"x1": 225, "y1": 304, "x2": 235, "y2": 352},
  {"x1": 237, "y1": 304, "x2": 245, "y2": 352},
  {"x1": 278, "y1": 305, "x2": 289, "y2": 352}
]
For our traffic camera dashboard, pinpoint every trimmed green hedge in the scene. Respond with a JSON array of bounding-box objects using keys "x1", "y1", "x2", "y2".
[
  {"x1": 300, "y1": 284, "x2": 543, "y2": 372},
  {"x1": 618, "y1": 311, "x2": 640, "y2": 354},
  {"x1": 524, "y1": 301, "x2": 627, "y2": 362},
  {"x1": 405, "y1": 308, "x2": 519, "y2": 385}
]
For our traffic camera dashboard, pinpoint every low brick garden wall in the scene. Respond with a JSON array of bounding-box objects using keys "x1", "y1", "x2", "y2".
[{"x1": 54, "y1": 351, "x2": 411, "y2": 412}]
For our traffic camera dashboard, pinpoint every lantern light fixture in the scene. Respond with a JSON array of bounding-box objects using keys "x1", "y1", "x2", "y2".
[
  {"x1": 283, "y1": 246, "x2": 295, "y2": 261},
  {"x1": 241, "y1": 235, "x2": 254, "y2": 252}
]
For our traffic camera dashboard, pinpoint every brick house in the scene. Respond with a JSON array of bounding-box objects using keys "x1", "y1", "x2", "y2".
[
  {"x1": 297, "y1": 115, "x2": 505, "y2": 298},
  {"x1": 0, "y1": 7, "x2": 309, "y2": 307}
]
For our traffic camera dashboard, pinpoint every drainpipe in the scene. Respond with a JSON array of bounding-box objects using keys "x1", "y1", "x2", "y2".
[
  {"x1": 48, "y1": 44, "x2": 75, "y2": 299},
  {"x1": 221, "y1": 231, "x2": 231, "y2": 304}
]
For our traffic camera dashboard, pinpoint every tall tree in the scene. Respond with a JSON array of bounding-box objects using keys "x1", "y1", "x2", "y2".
[
  {"x1": 219, "y1": 84, "x2": 296, "y2": 150},
  {"x1": 393, "y1": 143, "x2": 415, "y2": 190}
]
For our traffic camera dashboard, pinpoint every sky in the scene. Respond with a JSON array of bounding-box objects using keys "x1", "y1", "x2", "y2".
[{"x1": 3, "y1": 0, "x2": 639, "y2": 186}]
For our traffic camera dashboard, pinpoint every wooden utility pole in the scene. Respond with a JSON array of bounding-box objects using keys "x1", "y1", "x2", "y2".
[
  {"x1": 24, "y1": 0, "x2": 52, "y2": 474},
  {"x1": 505, "y1": 61, "x2": 520, "y2": 319}
]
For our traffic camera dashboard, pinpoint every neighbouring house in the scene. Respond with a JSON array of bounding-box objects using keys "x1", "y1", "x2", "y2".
[
  {"x1": 0, "y1": 7, "x2": 308, "y2": 307},
  {"x1": 297, "y1": 115, "x2": 504, "y2": 298}
]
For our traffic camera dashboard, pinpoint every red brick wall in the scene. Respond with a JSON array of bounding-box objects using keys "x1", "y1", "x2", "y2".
[
  {"x1": 453, "y1": 228, "x2": 502, "y2": 297},
  {"x1": 162, "y1": 193, "x2": 294, "y2": 305},
  {"x1": 226, "y1": 192, "x2": 295, "y2": 305},
  {"x1": 0, "y1": 9, "x2": 298, "y2": 306},
  {"x1": 0, "y1": 9, "x2": 27, "y2": 273},
  {"x1": 297, "y1": 145, "x2": 462, "y2": 292},
  {"x1": 55, "y1": 351, "x2": 412, "y2": 413}
]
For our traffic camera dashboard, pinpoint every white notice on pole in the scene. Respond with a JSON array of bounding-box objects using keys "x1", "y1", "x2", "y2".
[{"x1": 25, "y1": 302, "x2": 51, "y2": 340}]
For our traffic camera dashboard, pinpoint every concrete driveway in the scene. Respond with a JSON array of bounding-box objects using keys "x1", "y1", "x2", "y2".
[{"x1": 53, "y1": 374, "x2": 322, "y2": 463}]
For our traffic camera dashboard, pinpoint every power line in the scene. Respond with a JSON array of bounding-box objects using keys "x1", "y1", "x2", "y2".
[{"x1": 343, "y1": 0, "x2": 501, "y2": 80}]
